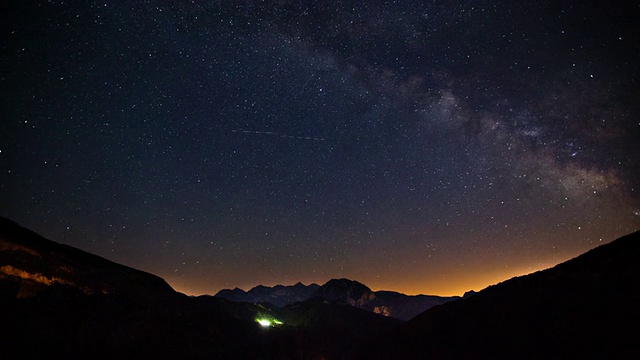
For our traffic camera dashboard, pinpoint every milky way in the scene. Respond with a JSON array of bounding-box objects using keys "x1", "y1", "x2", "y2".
[{"x1": 2, "y1": 1, "x2": 639, "y2": 295}]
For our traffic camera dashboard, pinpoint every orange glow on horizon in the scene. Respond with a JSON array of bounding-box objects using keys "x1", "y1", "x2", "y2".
[{"x1": 164, "y1": 258, "x2": 561, "y2": 298}]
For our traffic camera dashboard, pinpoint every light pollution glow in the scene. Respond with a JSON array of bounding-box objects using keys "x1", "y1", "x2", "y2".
[{"x1": 166, "y1": 257, "x2": 565, "y2": 297}]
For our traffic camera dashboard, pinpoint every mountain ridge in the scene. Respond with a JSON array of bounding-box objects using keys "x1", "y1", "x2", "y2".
[
  {"x1": 215, "y1": 281, "x2": 321, "y2": 308},
  {"x1": 216, "y1": 277, "x2": 460, "y2": 320}
]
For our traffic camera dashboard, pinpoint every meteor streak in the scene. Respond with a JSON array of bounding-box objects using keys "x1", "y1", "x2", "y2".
[{"x1": 231, "y1": 129, "x2": 325, "y2": 141}]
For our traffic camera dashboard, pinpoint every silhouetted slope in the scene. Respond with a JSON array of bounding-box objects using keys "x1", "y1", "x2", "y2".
[
  {"x1": 0, "y1": 217, "x2": 177, "y2": 302},
  {"x1": 371, "y1": 290, "x2": 457, "y2": 321},
  {"x1": 369, "y1": 231, "x2": 640, "y2": 359}
]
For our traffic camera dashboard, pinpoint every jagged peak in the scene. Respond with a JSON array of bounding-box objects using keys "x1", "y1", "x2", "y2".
[{"x1": 320, "y1": 278, "x2": 372, "y2": 292}]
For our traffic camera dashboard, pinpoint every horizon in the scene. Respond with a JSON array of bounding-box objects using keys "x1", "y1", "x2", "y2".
[
  {"x1": 154, "y1": 242, "x2": 608, "y2": 297},
  {"x1": 130, "y1": 234, "x2": 617, "y2": 297},
  {"x1": 3, "y1": 213, "x2": 612, "y2": 298}
]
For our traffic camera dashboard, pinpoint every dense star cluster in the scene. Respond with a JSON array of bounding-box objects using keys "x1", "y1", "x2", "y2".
[{"x1": 2, "y1": 1, "x2": 639, "y2": 295}]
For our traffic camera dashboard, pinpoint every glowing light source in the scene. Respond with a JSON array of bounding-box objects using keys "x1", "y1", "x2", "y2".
[
  {"x1": 256, "y1": 317, "x2": 283, "y2": 327},
  {"x1": 257, "y1": 319, "x2": 271, "y2": 327}
]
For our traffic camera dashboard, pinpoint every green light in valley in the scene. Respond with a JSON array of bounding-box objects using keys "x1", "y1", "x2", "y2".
[
  {"x1": 257, "y1": 319, "x2": 271, "y2": 327},
  {"x1": 256, "y1": 317, "x2": 283, "y2": 327}
]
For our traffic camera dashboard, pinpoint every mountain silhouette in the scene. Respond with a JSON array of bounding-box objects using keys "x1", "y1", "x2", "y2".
[
  {"x1": 217, "y1": 277, "x2": 459, "y2": 321},
  {"x1": 367, "y1": 230, "x2": 640, "y2": 359},
  {"x1": 215, "y1": 282, "x2": 320, "y2": 308}
]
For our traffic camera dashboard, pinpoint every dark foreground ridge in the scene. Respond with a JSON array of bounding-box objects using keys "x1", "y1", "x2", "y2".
[
  {"x1": 1, "y1": 217, "x2": 638, "y2": 359},
  {"x1": 368, "y1": 230, "x2": 640, "y2": 359},
  {"x1": 0, "y1": 217, "x2": 177, "y2": 302}
]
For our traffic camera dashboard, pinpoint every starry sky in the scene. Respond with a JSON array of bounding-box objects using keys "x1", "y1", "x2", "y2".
[{"x1": 2, "y1": 1, "x2": 639, "y2": 296}]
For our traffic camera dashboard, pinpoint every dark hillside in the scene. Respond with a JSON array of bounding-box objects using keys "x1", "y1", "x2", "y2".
[{"x1": 368, "y1": 231, "x2": 640, "y2": 359}]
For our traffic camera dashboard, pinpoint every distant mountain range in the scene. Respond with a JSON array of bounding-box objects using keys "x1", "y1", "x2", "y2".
[
  {"x1": 215, "y1": 282, "x2": 321, "y2": 308},
  {"x1": 2, "y1": 216, "x2": 638, "y2": 359},
  {"x1": 216, "y1": 278, "x2": 461, "y2": 321}
]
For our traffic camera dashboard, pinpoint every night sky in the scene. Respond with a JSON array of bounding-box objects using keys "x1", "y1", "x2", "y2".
[{"x1": 2, "y1": 1, "x2": 639, "y2": 296}]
